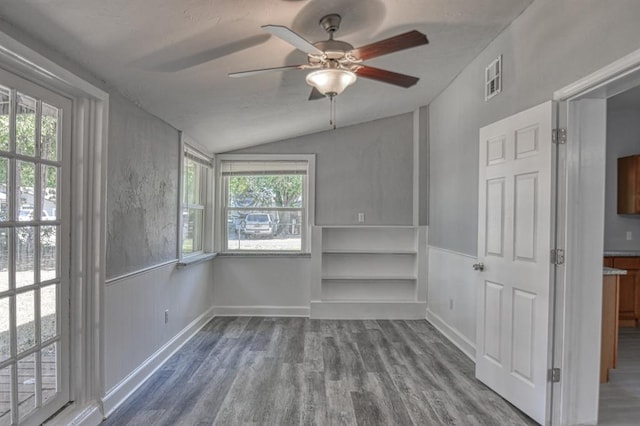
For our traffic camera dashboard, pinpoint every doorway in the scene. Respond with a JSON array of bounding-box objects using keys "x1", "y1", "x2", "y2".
[
  {"x1": 552, "y1": 48, "x2": 640, "y2": 425},
  {"x1": 0, "y1": 67, "x2": 71, "y2": 425}
]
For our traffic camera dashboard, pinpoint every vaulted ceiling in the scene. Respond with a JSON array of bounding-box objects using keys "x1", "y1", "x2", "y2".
[{"x1": 0, "y1": 0, "x2": 532, "y2": 152}]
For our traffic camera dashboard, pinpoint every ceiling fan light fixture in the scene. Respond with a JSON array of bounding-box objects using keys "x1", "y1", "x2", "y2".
[{"x1": 305, "y1": 68, "x2": 356, "y2": 96}]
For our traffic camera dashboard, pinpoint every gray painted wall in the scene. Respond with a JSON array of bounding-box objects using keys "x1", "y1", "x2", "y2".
[
  {"x1": 106, "y1": 93, "x2": 180, "y2": 278},
  {"x1": 605, "y1": 108, "x2": 640, "y2": 251},
  {"x1": 234, "y1": 113, "x2": 415, "y2": 226},
  {"x1": 429, "y1": 0, "x2": 640, "y2": 255}
]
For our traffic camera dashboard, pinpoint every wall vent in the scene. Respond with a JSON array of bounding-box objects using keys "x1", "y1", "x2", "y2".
[{"x1": 485, "y1": 55, "x2": 502, "y2": 101}]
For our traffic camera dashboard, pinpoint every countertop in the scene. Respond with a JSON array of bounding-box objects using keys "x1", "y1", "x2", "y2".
[
  {"x1": 603, "y1": 266, "x2": 628, "y2": 276},
  {"x1": 604, "y1": 250, "x2": 640, "y2": 257}
]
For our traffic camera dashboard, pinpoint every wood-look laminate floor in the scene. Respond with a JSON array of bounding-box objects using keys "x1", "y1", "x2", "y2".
[
  {"x1": 103, "y1": 317, "x2": 535, "y2": 426},
  {"x1": 599, "y1": 327, "x2": 640, "y2": 425}
]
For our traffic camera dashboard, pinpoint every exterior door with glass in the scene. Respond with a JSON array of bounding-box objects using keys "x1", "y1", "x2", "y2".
[{"x1": 0, "y1": 67, "x2": 71, "y2": 425}]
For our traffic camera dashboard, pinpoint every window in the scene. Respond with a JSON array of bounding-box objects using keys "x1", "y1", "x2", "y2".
[
  {"x1": 217, "y1": 155, "x2": 315, "y2": 253},
  {"x1": 181, "y1": 146, "x2": 211, "y2": 257}
]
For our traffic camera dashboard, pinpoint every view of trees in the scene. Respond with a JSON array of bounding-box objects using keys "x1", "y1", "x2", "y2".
[
  {"x1": 0, "y1": 94, "x2": 59, "y2": 207},
  {"x1": 229, "y1": 175, "x2": 302, "y2": 208}
]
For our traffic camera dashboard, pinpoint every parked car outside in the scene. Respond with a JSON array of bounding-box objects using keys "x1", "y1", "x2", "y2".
[{"x1": 242, "y1": 213, "x2": 278, "y2": 238}]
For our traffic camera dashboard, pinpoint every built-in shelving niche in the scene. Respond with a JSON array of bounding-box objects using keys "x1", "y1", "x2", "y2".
[{"x1": 310, "y1": 226, "x2": 427, "y2": 319}]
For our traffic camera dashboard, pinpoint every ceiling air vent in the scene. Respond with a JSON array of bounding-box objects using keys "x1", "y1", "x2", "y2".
[{"x1": 485, "y1": 55, "x2": 502, "y2": 101}]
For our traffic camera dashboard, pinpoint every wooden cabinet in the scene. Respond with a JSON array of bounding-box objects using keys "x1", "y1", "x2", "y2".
[
  {"x1": 618, "y1": 155, "x2": 640, "y2": 214},
  {"x1": 605, "y1": 256, "x2": 640, "y2": 327},
  {"x1": 601, "y1": 274, "x2": 620, "y2": 383}
]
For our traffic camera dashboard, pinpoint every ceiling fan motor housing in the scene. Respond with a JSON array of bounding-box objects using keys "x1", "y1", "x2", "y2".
[{"x1": 320, "y1": 14, "x2": 342, "y2": 34}]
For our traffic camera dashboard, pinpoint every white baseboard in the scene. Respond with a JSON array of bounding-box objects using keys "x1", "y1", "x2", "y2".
[
  {"x1": 426, "y1": 308, "x2": 476, "y2": 361},
  {"x1": 212, "y1": 305, "x2": 310, "y2": 317},
  {"x1": 310, "y1": 301, "x2": 427, "y2": 319},
  {"x1": 46, "y1": 401, "x2": 103, "y2": 426},
  {"x1": 101, "y1": 307, "x2": 216, "y2": 417}
]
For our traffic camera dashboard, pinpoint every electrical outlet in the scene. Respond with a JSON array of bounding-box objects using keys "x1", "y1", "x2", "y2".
[
  {"x1": 449, "y1": 299, "x2": 454, "y2": 310},
  {"x1": 627, "y1": 231, "x2": 633, "y2": 241},
  {"x1": 164, "y1": 309, "x2": 169, "y2": 324},
  {"x1": 358, "y1": 212, "x2": 365, "y2": 223}
]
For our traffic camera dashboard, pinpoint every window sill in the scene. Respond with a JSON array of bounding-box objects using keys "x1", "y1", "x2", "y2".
[
  {"x1": 217, "y1": 252, "x2": 311, "y2": 258},
  {"x1": 177, "y1": 252, "x2": 218, "y2": 268}
]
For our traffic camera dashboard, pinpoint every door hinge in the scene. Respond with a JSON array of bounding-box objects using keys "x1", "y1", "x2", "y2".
[
  {"x1": 550, "y1": 248, "x2": 565, "y2": 265},
  {"x1": 552, "y1": 128, "x2": 567, "y2": 144},
  {"x1": 549, "y1": 368, "x2": 561, "y2": 383}
]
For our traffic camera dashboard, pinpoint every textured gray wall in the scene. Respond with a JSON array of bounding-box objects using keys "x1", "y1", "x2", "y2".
[
  {"x1": 233, "y1": 113, "x2": 414, "y2": 226},
  {"x1": 605, "y1": 108, "x2": 640, "y2": 251},
  {"x1": 106, "y1": 93, "x2": 180, "y2": 279},
  {"x1": 429, "y1": 0, "x2": 640, "y2": 255}
]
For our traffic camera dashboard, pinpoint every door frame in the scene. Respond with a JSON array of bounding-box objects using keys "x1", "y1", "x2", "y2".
[
  {"x1": 0, "y1": 27, "x2": 109, "y2": 424},
  {"x1": 552, "y1": 47, "x2": 640, "y2": 425}
]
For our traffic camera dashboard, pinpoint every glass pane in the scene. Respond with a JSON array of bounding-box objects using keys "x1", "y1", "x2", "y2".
[
  {"x1": 42, "y1": 166, "x2": 57, "y2": 221},
  {"x1": 0, "y1": 365, "x2": 11, "y2": 426},
  {"x1": 41, "y1": 103, "x2": 58, "y2": 161},
  {"x1": 0, "y1": 298, "x2": 8, "y2": 362},
  {"x1": 182, "y1": 208, "x2": 203, "y2": 254},
  {"x1": 0, "y1": 86, "x2": 9, "y2": 152},
  {"x1": 41, "y1": 343, "x2": 57, "y2": 404},
  {"x1": 40, "y1": 285, "x2": 56, "y2": 342},
  {"x1": 184, "y1": 158, "x2": 202, "y2": 205},
  {"x1": 0, "y1": 229, "x2": 8, "y2": 292},
  {"x1": 15, "y1": 93, "x2": 36, "y2": 157},
  {"x1": 227, "y1": 209, "x2": 302, "y2": 251},
  {"x1": 16, "y1": 291, "x2": 35, "y2": 354},
  {"x1": 0, "y1": 158, "x2": 8, "y2": 222},
  {"x1": 16, "y1": 161, "x2": 35, "y2": 221},
  {"x1": 17, "y1": 353, "x2": 35, "y2": 421},
  {"x1": 15, "y1": 227, "x2": 35, "y2": 288},
  {"x1": 40, "y1": 226, "x2": 57, "y2": 282},
  {"x1": 228, "y1": 175, "x2": 303, "y2": 209}
]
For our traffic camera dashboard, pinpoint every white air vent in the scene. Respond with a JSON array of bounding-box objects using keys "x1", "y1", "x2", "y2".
[{"x1": 485, "y1": 55, "x2": 502, "y2": 101}]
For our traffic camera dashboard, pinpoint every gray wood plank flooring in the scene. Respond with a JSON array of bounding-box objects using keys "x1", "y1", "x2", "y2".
[
  {"x1": 103, "y1": 317, "x2": 535, "y2": 426},
  {"x1": 599, "y1": 327, "x2": 640, "y2": 425}
]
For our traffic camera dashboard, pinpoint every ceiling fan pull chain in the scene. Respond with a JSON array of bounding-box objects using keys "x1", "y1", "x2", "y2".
[{"x1": 330, "y1": 94, "x2": 336, "y2": 130}]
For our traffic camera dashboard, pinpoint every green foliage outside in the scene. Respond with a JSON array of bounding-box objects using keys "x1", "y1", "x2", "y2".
[
  {"x1": 229, "y1": 175, "x2": 302, "y2": 208},
  {"x1": 0, "y1": 110, "x2": 58, "y2": 192}
]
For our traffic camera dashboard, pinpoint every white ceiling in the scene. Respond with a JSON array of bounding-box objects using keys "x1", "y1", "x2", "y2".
[
  {"x1": 609, "y1": 84, "x2": 640, "y2": 110},
  {"x1": 0, "y1": 0, "x2": 532, "y2": 153}
]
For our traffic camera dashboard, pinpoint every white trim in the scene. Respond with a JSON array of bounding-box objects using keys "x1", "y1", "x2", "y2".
[
  {"x1": 310, "y1": 301, "x2": 427, "y2": 319},
  {"x1": 413, "y1": 108, "x2": 420, "y2": 226},
  {"x1": 551, "y1": 49, "x2": 640, "y2": 426},
  {"x1": 426, "y1": 309, "x2": 476, "y2": 361},
  {"x1": 428, "y1": 245, "x2": 477, "y2": 260},
  {"x1": 101, "y1": 307, "x2": 216, "y2": 417},
  {"x1": 46, "y1": 402, "x2": 103, "y2": 426},
  {"x1": 0, "y1": 27, "x2": 109, "y2": 425},
  {"x1": 554, "y1": 47, "x2": 640, "y2": 101},
  {"x1": 212, "y1": 305, "x2": 310, "y2": 317},
  {"x1": 215, "y1": 153, "x2": 316, "y2": 253},
  {"x1": 105, "y1": 259, "x2": 179, "y2": 286},
  {"x1": 0, "y1": 32, "x2": 107, "y2": 100}
]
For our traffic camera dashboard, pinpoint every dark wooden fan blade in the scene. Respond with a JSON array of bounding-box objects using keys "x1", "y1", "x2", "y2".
[
  {"x1": 355, "y1": 66, "x2": 419, "y2": 88},
  {"x1": 350, "y1": 30, "x2": 428, "y2": 61},
  {"x1": 308, "y1": 87, "x2": 325, "y2": 101},
  {"x1": 229, "y1": 65, "x2": 305, "y2": 78},
  {"x1": 262, "y1": 25, "x2": 324, "y2": 55}
]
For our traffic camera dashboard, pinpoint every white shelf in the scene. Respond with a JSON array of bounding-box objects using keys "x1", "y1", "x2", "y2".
[
  {"x1": 310, "y1": 225, "x2": 427, "y2": 319},
  {"x1": 322, "y1": 249, "x2": 417, "y2": 255},
  {"x1": 322, "y1": 275, "x2": 416, "y2": 281}
]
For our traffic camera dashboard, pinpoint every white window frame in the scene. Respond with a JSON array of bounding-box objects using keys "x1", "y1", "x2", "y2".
[
  {"x1": 179, "y1": 136, "x2": 213, "y2": 261},
  {"x1": 0, "y1": 27, "x2": 109, "y2": 425},
  {"x1": 215, "y1": 154, "x2": 315, "y2": 254}
]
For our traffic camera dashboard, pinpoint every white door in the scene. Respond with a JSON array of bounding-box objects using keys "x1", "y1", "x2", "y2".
[
  {"x1": 475, "y1": 101, "x2": 553, "y2": 424},
  {"x1": 0, "y1": 68, "x2": 71, "y2": 425}
]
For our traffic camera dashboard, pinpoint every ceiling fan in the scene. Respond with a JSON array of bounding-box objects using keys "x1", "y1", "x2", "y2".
[{"x1": 229, "y1": 14, "x2": 429, "y2": 100}]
